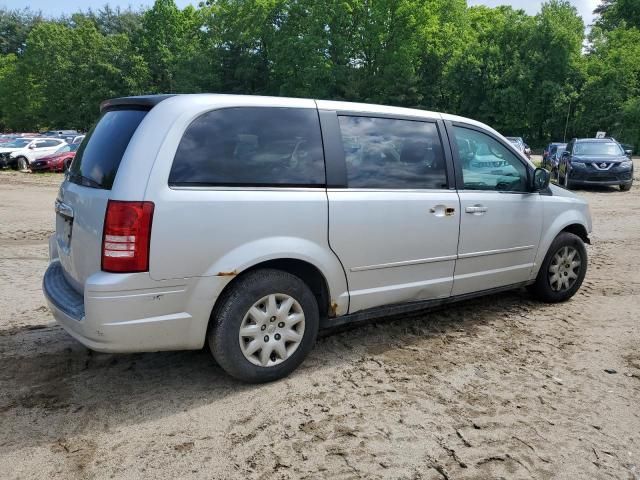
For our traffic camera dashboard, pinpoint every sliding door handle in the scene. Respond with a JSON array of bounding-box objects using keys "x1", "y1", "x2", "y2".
[{"x1": 465, "y1": 205, "x2": 488, "y2": 214}]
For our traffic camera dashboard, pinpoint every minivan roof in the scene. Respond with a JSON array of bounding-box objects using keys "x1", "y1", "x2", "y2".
[{"x1": 100, "y1": 93, "x2": 503, "y2": 141}]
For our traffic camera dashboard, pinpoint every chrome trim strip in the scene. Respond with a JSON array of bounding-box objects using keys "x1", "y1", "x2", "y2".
[
  {"x1": 351, "y1": 254, "x2": 457, "y2": 272},
  {"x1": 458, "y1": 245, "x2": 534, "y2": 259},
  {"x1": 170, "y1": 186, "x2": 324, "y2": 192}
]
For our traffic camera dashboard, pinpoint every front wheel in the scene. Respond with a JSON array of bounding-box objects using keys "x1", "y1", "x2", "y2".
[
  {"x1": 620, "y1": 183, "x2": 632, "y2": 192},
  {"x1": 563, "y1": 168, "x2": 571, "y2": 189},
  {"x1": 530, "y1": 232, "x2": 587, "y2": 303},
  {"x1": 208, "y1": 269, "x2": 319, "y2": 383},
  {"x1": 16, "y1": 157, "x2": 28, "y2": 171}
]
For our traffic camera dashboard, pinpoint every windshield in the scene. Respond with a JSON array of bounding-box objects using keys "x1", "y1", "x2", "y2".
[
  {"x1": 3, "y1": 139, "x2": 31, "y2": 148},
  {"x1": 574, "y1": 142, "x2": 624, "y2": 156}
]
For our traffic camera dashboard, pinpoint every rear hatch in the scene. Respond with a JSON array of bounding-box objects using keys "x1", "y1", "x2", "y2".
[{"x1": 55, "y1": 108, "x2": 148, "y2": 293}]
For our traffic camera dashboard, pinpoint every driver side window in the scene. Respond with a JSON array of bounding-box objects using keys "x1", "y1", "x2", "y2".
[{"x1": 453, "y1": 126, "x2": 528, "y2": 192}]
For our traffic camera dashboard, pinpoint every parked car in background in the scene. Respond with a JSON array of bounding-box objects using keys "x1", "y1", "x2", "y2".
[
  {"x1": 7, "y1": 137, "x2": 67, "y2": 170},
  {"x1": 0, "y1": 137, "x2": 39, "y2": 168},
  {"x1": 558, "y1": 138, "x2": 633, "y2": 191},
  {"x1": 41, "y1": 129, "x2": 82, "y2": 144},
  {"x1": 0, "y1": 134, "x2": 17, "y2": 144},
  {"x1": 543, "y1": 142, "x2": 565, "y2": 165},
  {"x1": 30, "y1": 142, "x2": 80, "y2": 173},
  {"x1": 71, "y1": 135, "x2": 85, "y2": 144},
  {"x1": 506, "y1": 136, "x2": 531, "y2": 159},
  {"x1": 43, "y1": 94, "x2": 592, "y2": 383},
  {"x1": 542, "y1": 143, "x2": 567, "y2": 171}
]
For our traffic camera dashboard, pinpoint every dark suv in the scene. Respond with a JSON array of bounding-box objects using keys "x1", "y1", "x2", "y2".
[{"x1": 558, "y1": 138, "x2": 633, "y2": 191}]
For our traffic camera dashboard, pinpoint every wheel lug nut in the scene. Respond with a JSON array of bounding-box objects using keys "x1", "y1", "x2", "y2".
[
  {"x1": 270, "y1": 316, "x2": 276, "y2": 322},
  {"x1": 275, "y1": 333, "x2": 281, "y2": 340},
  {"x1": 261, "y1": 325, "x2": 266, "y2": 331},
  {"x1": 264, "y1": 335, "x2": 269, "y2": 342},
  {"x1": 278, "y1": 322, "x2": 285, "y2": 328}
]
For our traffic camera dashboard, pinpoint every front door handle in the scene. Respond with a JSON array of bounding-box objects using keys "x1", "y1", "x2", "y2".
[{"x1": 465, "y1": 205, "x2": 488, "y2": 215}]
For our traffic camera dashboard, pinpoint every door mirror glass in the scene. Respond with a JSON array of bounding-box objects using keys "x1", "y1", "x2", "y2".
[{"x1": 532, "y1": 168, "x2": 550, "y2": 191}]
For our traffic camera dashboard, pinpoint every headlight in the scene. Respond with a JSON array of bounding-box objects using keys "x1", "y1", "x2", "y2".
[
  {"x1": 619, "y1": 160, "x2": 633, "y2": 169},
  {"x1": 570, "y1": 161, "x2": 586, "y2": 168}
]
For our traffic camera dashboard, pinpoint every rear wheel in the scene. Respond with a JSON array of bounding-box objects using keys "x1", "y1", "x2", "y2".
[
  {"x1": 620, "y1": 183, "x2": 632, "y2": 192},
  {"x1": 63, "y1": 159, "x2": 72, "y2": 172},
  {"x1": 530, "y1": 232, "x2": 587, "y2": 303},
  {"x1": 208, "y1": 269, "x2": 319, "y2": 383}
]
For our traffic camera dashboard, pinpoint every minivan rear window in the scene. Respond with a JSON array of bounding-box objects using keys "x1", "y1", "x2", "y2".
[
  {"x1": 169, "y1": 107, "x2": 325, "y2": 187},
  {"x1": 69, "y1": 109, "x2": 147, "y2": 189}
]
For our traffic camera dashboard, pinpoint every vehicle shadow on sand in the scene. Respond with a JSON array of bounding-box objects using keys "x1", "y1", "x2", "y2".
[{"x1": 0, "y1": 288, "x2": 536, "y2": 452}]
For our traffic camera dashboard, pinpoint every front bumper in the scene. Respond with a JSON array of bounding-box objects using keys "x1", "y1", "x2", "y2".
[
  {"x1": 569, "y1": 164, "x2": 633, "y2": 185},
  {"x1": 30, "y1": 163, "x2": 54, "y2": 172}
]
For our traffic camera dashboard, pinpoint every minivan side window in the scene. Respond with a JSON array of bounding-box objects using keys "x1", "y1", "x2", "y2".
[
  {"x1": 169, "y1": 107, "x2": 325, "y2": 187},
  {"x1": 338, "y1": 116, "x2": 447, "y2": 189},
  {"x1": 452, "y1": 126, "x2": 528, "y2": 192}
]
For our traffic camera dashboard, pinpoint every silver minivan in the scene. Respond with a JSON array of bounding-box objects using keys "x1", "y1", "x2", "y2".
[{"x1": 44, "y1": 94, "x2": 592, "y2": 382}]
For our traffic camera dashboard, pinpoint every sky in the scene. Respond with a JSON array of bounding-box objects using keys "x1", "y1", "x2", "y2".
[{"x1": 2, "y1": 0, "x2": 601, "y2": 25}]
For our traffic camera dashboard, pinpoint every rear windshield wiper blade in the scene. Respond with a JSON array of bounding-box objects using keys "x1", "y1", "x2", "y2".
[{"x1": 68, "y1": 172, "x2": 104, "y2": 189}]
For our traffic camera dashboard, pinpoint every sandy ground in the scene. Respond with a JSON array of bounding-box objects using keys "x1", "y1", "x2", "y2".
[{"x1": 1, "y1": 162, "x2": 639, "y2": 480}]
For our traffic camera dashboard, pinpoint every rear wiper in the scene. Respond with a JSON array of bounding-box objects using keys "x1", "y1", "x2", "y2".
[{"x1": 68, "y1": 172, "x2": 103, "y2": 189}]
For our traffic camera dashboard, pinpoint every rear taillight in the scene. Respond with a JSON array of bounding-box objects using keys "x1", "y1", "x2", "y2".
[{"x1": 102, "y1": 200, "x2": 154, "y2": 273}]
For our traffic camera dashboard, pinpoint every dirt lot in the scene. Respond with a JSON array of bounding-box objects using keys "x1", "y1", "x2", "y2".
[{"x1": 1, "y1": 164, "x2": 639, "y2": 480}]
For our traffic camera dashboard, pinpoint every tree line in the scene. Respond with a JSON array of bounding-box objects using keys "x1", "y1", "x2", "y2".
[{"x1": 0, "y1": 0, "x2": 638, "y2": 149}]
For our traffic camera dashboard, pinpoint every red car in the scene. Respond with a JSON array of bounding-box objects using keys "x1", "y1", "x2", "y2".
[{"x1": 30, "y1": 143, "x2": 80, "y2": 172}]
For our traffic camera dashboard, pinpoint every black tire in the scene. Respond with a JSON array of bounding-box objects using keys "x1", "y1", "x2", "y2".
[
  {"x1": 563, "y1": 168, "x2": 572, "y2": 189},
  {"x1": 620, "y1": 183, "x2": 632, "y2": 192},
  {"x1": 530, "y1": 232, "x2": 587, "y2": 303},
  {"x1": 16, "y1": 157, "x2": 28, "y2": 171},
  {"x1": 63, "y1": 159, "x2": 72, "y2": 172},
  {"x1": 208, "y1": 269, "x2": 319, "y2": 383}
]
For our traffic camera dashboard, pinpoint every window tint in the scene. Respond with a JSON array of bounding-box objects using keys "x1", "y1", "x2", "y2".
[
  {"x1": 453, "y1": 126, "x2": 528, "y2": 192},
  {"x1": 43, "y1": 139, "x2": 61, "y2": 147},
  {"x1": 169, "y1": 107, "x2": 325, "y2": 187},
  {"x1": 338, "y1": 116, "x2": 447, "y2": 189},
  {"x1": 70, "y1": 109, "x2": 147, "y2": 189}
]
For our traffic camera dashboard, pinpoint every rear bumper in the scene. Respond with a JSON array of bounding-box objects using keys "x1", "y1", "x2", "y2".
[{"x1": 43, "y1": 258, "x2": 228, "y2": 353}]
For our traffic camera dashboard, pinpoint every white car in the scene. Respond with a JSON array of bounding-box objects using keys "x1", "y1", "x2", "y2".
[
  {"x1": 7, "y1": 137, "x2": 67, "y2": 170},
  {"x1": 43, "y1": 94, "x2": 592, "y2": 383}
]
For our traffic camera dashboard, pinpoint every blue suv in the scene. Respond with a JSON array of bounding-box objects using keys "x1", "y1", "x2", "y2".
[{"x1": 558, "y1": 138, "x2": 634, "y2": 191}]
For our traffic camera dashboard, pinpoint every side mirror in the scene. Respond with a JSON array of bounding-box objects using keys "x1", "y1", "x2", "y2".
[
  {"x1": 532, "y1": 168, "x2": 550, "y2": 192},
  {"x1": 28, "y1": 144, "x2": 36, "y2": 149},
  {"x1": 625, "y1": 149, "x2": 633, "y2": 157},
  {"x1": 561, "y1": 151, "x2": 569, "y2": 158}
]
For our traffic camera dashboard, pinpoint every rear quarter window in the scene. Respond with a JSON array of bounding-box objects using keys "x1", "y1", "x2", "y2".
[
  {"x1": 70, "y1": 109, "x2": 147, "y2": 189},
  {"x1": 169, "y1": 107, "x2": 325, "y2": 187}
]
